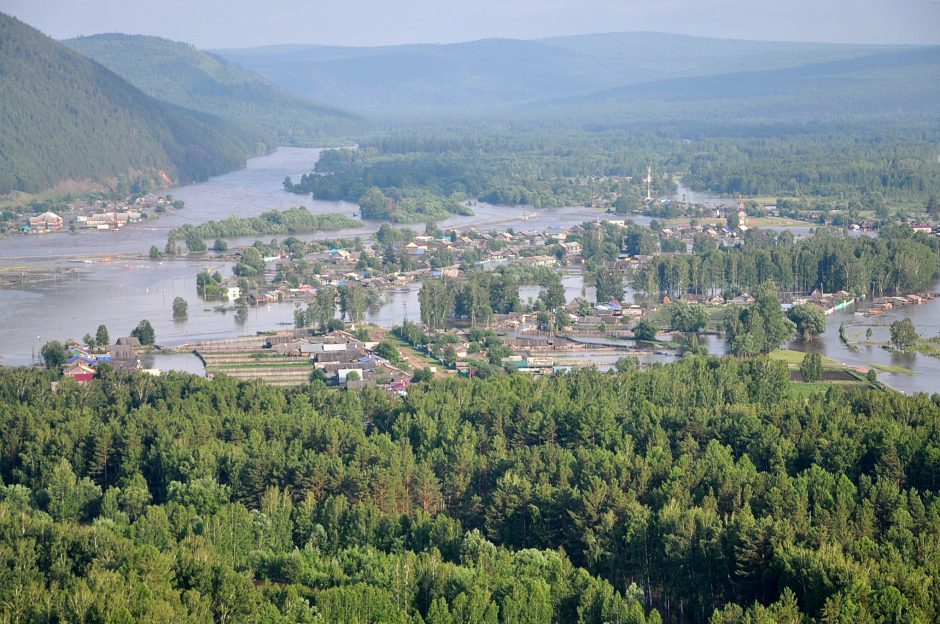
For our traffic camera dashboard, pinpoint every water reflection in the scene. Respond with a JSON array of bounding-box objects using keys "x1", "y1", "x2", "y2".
[{"x1": 786, "y1": 283, "x2": 940, "y2": 395}]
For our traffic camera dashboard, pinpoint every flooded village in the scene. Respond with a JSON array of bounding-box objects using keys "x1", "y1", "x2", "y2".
[
  {"x1": 32, "y1": 208, "x2": 939, "y2": 396},
  {"x1": 2, "y1": 148, "x2": 940, "y2": 396},
  {"x1": 1, "y1": 192, "x2": 178, "y2": 234}
]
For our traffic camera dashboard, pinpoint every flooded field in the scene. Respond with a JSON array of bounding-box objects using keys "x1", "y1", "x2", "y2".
[{"x1": 785, "y1": 282, "x2": 940, "y2": 395}]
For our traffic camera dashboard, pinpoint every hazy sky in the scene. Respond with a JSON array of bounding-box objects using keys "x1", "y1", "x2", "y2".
[{"x1": 4, "y1": 0, "x2": 940, "y2": 48}]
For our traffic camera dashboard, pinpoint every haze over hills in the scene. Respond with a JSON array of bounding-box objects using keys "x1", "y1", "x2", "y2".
[
  {"x1": 64, "y1": 34, "x2": 369, "y2": 146},
  {"x1": 215, "y1": 32, "x2": 913, "y2": 117},
  {"x1": 0, "y1": 13, "x2": 268, "y2": 196},
  {"x1": 533, "y1": 47, "x2": 940, "y2": 126}
]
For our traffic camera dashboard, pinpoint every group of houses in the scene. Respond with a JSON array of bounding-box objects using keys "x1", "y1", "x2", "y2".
[
  {"x1": 190, "y1": 329, "x2": 413, "y2": 391},
  {"x1": 76, "y1": 209, "x2": 143, "y2": 230},
  {"x1": 269, "y1": 331, "x2": 412, "y2": 390},
  {"x1": 866, "y1": 293, "x2": 936, "y2": 316},
  {"x1": 25, "y1": 212, "x2": 63, "y2": 233},
  {"x1": 20, "y1": 194, "x2": 174, "y2": 234},
  {"x1": 239, "y1": 226, "x2": 577, "y2": 307},
  {"x1": 61, "y1": 337, "x2": 144, "y2": 382}
]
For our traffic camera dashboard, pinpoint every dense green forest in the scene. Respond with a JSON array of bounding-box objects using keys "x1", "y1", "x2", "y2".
[
  {"x1": 679, "y1": 126, "x2": 940, "y2": 210},
  {"x1": 286, "y1": 124, "x2": 940, "y2": 216},
  {"x1": 284, "y1": 132, "x2": 675, "y2": 218},
  {"x1": 0, "y1": 360, "x2": 938, "y2": 622},
  {"x1": 0, "y1": 13, "x2": 267, "y2": 196},
  {"x1": 64, "y1": 34, "x2": 368, "y2": 146}
]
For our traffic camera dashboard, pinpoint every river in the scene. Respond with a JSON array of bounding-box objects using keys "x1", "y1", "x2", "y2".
[
  {"x1": 1, "y1": 148, "x2": 937, "y2": 393},
  {"x1": 0, "y1": 148, "x2": 608, "y2": 368}
]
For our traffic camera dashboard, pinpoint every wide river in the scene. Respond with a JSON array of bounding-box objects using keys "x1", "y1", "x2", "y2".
[
  {"x1": 0, "y1": 148, "x2": 611, "y2": 368},
  {"x1": 1, "y1": 148, "x2": 937, "y2": 394}
]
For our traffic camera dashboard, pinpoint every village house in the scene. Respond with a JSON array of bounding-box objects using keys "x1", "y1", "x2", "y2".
[
  {"x1": 78, "y1": 210, "x2": 143, "y2": 230},
  {"x1": 27, "y1": 211, "x2": 63, "y2": 233},
  {"x1": 108, "y1": 345, "x2": 141, "y2": 371},
  {"x1": 560, "y1": 241, "x2": 582, "y2": 256},
  {"x1": 63, "y1": 360, "x2": 96, "y2": 383}
]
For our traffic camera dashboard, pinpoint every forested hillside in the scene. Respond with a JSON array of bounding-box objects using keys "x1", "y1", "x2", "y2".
[
  {"x1": 215, "y1": 33, "x2": 909, "y2": 117},
  {"x1": 0, "y1": 361, "x2": 938, "y2": 622},
  {"x1": 538, "y1": 47, "x2": 940, "y2": 124},
  {"x1": 0, "y1": 13, "x2": 267, "y2": 195},
  {"x1": 64, "y1": 34, "x2": 368, "y2": 146}
]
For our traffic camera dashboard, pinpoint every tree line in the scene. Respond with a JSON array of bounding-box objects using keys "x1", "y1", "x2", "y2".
[{"x1": 630, "y1": 226, "x2": 940, "y2": 300}]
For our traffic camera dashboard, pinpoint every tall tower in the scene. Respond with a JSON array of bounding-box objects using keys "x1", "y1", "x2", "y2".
[{"x1": 645, "y1": 165, "x2": 653, "y2": 202}]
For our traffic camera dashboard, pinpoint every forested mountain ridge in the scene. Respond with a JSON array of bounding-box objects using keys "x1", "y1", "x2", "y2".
[
  {"x1": 0, "y1": 360, "x2": 938, "y2": 622},
  {"x1": 536, "y1": 46, "x2": 940, "y2": 124},
  {"x1": 214, "y1": 32, "x2": 911, "y2": 116},
  {"x1": 64, "y1": 34, "x2": 369, "y2": 146},
  {"x1": 0, "y1": 13, "x2": 268, "y2": 195}
]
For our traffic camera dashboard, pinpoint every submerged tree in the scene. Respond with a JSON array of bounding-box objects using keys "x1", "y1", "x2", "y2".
[
  {"x1": 786, "y1": 303, "x2": 826, "y2": 341},
  {"x1": 889, "y1": 318, "x2": 919, "y2": 351},
  {"x1": 172, "y1": 297, "x2": 188, "y2": 320},
  {"x1": 725, "y1": 281, "x2": 795, "y2": 355},
  {"x1": 339, "y1": 283, "x2": 367, "y2": 324},
  {"x1": 131, "y1": 320, "x2": 155, "y2": 345},
  {"x1": 669, "y1": 300, "x2": 709, "y2": 334},
  {"x1": 594, "y1": 268, "x2": 625, "y2": 304}
]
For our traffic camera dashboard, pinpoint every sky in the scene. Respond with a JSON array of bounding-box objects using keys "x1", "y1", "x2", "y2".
[{"x1": 3, "y1": 0, "x2": 940, "y2": 48}]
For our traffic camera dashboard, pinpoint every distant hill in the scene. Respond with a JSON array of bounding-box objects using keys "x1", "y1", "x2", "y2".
[
  {"x1": 531, "y1": 47, "x2": 940, "y2": 126},
  {"x1": 64, "y1": 34, "x2": 368, "y2": 146},
  {"x1": 215, "y1": 32, "x2": 901, "y2": 117},
  {"x1": 0, "y1": 13, "x2": 268, "y2": 195}
]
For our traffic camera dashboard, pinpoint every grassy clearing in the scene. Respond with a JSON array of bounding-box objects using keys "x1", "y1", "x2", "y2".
[
  {"x1": 867, "y1": 362, "x2": 916, "y2": 374},
  {"x1": 912, "y1": 338, "x2": 940, "y2": 359},
  {"x1": 769, "y1": 349, "x2": 841, "y2": 368},
  {"x1": 789, "y1": 382, "x2": 833, "y2": 399},
  {"x1": 746, "y1": 217, "x2": 808, "y2": 227},
  {"x1": 789, "y1": 379, "x2": 869, "y2": 399}
]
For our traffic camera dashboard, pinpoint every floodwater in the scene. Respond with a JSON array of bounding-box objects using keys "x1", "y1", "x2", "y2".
[
  {"x1": 1, "y1": 148, "x2": 937, "y2": 393},
  {"x1": 0, "y1": 260, "x2": 302, "y2": 368},
  {"x1": 0, "y1": 148, "x2": 608, "y2": 368},
  {"x1": 786, "y1": 281, "x2": 940, "y2": 395}
]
